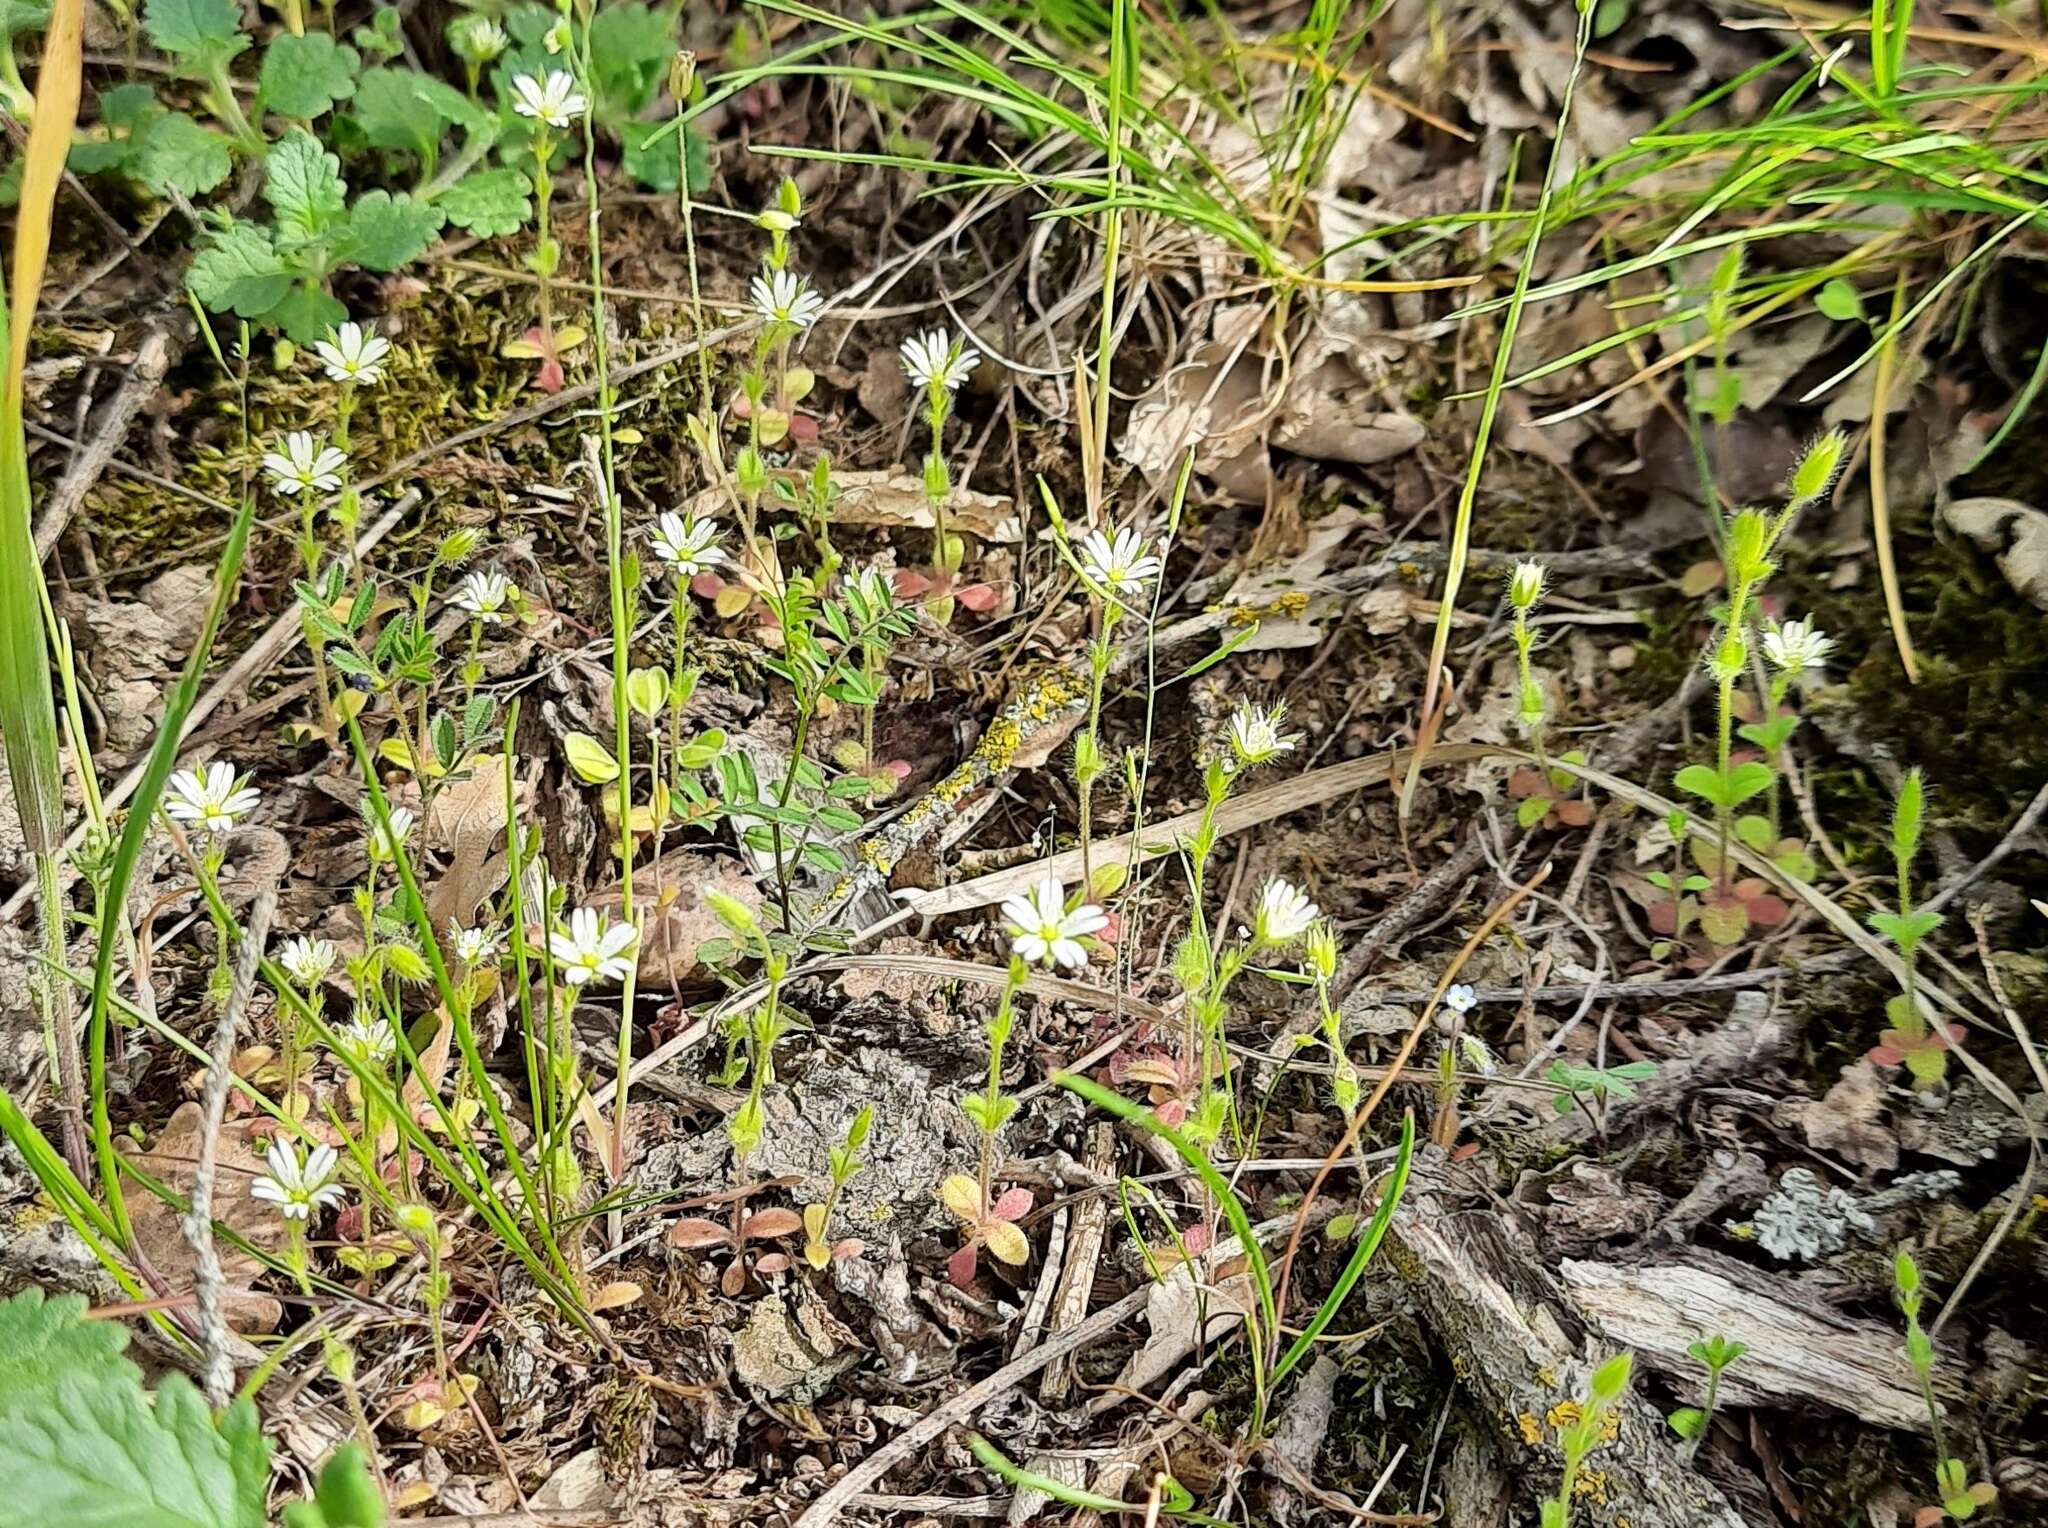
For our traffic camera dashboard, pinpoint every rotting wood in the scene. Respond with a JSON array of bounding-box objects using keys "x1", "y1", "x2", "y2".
[
  {"x1": 1388, "y1": 1156, "x2": 1748, "y2": 1528},
  {"x1": 1558, "y1": 1251, "x2": 1964, "y2": 1431}
]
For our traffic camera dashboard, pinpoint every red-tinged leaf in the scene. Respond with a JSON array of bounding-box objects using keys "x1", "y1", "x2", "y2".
[
  {"x1": 691, "y1": 571, "x2": 725, "y2": 598},
  {"x1": 741, "y1": 1207, "x2": 805, "y2": 1241},
  {"x1": 1914, "y1": 1508, "x2": 1944, "y2": 1528},
  {"x1": 729, "y1": 391, "x2": 753, "y2": 420},
  {"x1": 720, "y1": 1258, "x2": 746, "y2": 1297},
  {"x1": 990, "y1": 1186, "x2": 1033, "y2": 1222},
  {"x1": 1868, "y1": 1041, "x2": 1906, "y2": 1067},
  {"x1": 884, "y1": 759, "x2": 912, "y2": 782},
  {"x1": 1451, "y1": 1141, "x2": 1481, "y2": 1161},
  {"x1": 534, "y1": 357, "x2": 566, "y2": 393},
  {"x1": 1119, "y1": 1058, "x2": 1183, "y2": 1088},
  {"x1": 956, "y1": 582, "x2": 999, "y2": 612},
  {"x1": 947, "y1": 1242, "x2": 979, "y2": 1288},
  {"x1": 1507, "y1": 767, "x2": 1546, "y2": 799},
  {"x1": 1155, "y1": 1099, "x2": 1188, "y2": 1128},
  {"x1": 669, "y1": 1217, "x2": 733, "y2": 1250},
  {"x1": 1556, "y1": 799, "x2": 1596, "y2": 827},
  {"x1": 831, "y1": 1238, "x2": 864, "y2": 1262},
  {"x1": 754, "y1": 1252, "x2": 791, "y2": 1275},
  {"x1": 787, "y1": 412, "x2": 819, "y2": 444},
  {"x1": 1745, "y1": 893, "x2": 1790, "y2": 928},
  {"x1": 1646, "y1": 901, "x2": 1678, "y2": 936},
  {"x1": 1182, "y1": 1222, "x2": 1213, "y2": 1255},
  {"x1": 891, "y1": 569, "x2": 934, "y2": 597}
]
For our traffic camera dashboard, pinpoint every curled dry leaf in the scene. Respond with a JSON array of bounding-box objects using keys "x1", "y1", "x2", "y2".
[{"x1": 669, "y1": 1216, "x2": 733, "y2": 1250}]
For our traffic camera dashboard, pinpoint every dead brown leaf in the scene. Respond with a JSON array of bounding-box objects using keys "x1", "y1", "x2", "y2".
[{"x1": 125, "y1": 1101, "x2": 285, "y2": 1332}]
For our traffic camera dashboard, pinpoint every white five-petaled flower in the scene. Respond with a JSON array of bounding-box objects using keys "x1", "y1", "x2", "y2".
[
  {"x1": 1001, "y1": 874, "x2": 1108, "y2": 971},
  {"x1": 1507, "y1": 560, "x2": 1547, "y2": 611},
  {"x1": 510, "y1": 70, "x2": 587, "y2": 129},
  {"x1": 1225, "y1": 702, "x2": 1297, "y2": 771},
  {"x1": 1253, "y1": 878, "x2": 1318, "y2": 946},
  {"x1": 163, "y1": 762, "x2": 261, "y2": 832},
  {"x1": 899, "y1": 328, "x2": 980, "y2": 393},
  {"x1": 1443, "y1": 982, "x2": 1477, "y2": 1016},
  {"x1": 648, "y1": 512, "x2": 726, "y2": 577},
  {"x1": 250, "y1": 1139, "x2": 347, "y2": 1222},
  {"x1": 367, "y1": 807, "x2": 415, "y2": 864},
  {"x1": 1762, "y1": 618, "x2": 1835, "y2": 681},
  {"x1": 749, "y1": 268, "x2": 825, "y2": 331},
  {"x1": 550, "y1": 907, "x2": 637, "y2": 986},
  {"x1": 331, "y1": 1014, "x2": 395, "y2": 1065},
  {"x1": 450, "y1": 921, "x2": 502, "y2": 967},
  {"x1": 278, "y1": 935, "x2": 337, "y2": 986},
  {"x1": 261, "y1": 431, "x2": 348, "y2": 497},
  {"x1": 453, "y1": 570, "x2": 514, "y2": 622},
  {"x1": 1076, "y1": 525, "x2": 1162, "y2": 600},
  {"x1": 312, "y1": 322, "x2": 391, "y2": 386}
]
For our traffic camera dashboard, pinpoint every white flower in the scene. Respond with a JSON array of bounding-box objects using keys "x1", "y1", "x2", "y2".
[
  {"x1": 449, "y1": 14, "x2": 507, "y2": 62},
  {"x1": 453, "y1": 570, "x2": 515, "y2": 622},
  {"x1": 1253, "y1": 878, "x2": 1318, "y2": 945},
  {"x1": 550, "y1": 907, "x2": 637, "y2": 986},
  {"x1": 1443, "y1": 982, "x2": 1477, "y2": 1016},
  {"x1": 1762, "y1": 618, "x2": 1835, "y2": 681},
  {"x1": 1225, "y1": 702, "x2": 1297, "y2": 771},
  {"x1": 312, "y1": 322, "x2": 391, "y2": 386},
  {"x1": 1076, "y1": 525, "x2": 1162, "y2": 600},
  {"x1": 367, "y1": 806, "x2": 415, "y2": 864},
  {"x1": 750, "y1": 268, "x2": 825, "y2": 331},
  {"x1": 261, "y1": 431, "x2": 348, "y2": 497},
  {"x1": 330, "y1": 1015, "x2": 395, "y2": 1065},
  {"x1": 450, "y1": 921, "x2": 501, "y2": 967},
  {"x1": 510, "y1": 70, "x2": 586, "y2": 129},
  {"x1": 899, "y1": 328, "x2": 980, "y2": 393},
  {"x1": 1507, "y1": 560, "x2": 1547, "y2": 611},
  {"x1": 1000, "y1": 874, "x2": 1108, "y2": 971},
  {"x1": 250, "y1": 1139, "x2": 346, "y2": 1222},
  {"x1": 648, "y1": 512, "x2": 726, "y2": 577},
  {"x1": 163, "y1": 762, "x2": 260, "y2": 832},
  {"x1": 278, "y1": 936, "x2": 336, "y2": 986}
]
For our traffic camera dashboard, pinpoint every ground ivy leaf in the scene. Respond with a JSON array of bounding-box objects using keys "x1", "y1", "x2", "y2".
[
  {"x1": 141, "y1": 0, "x2": 250, "y2": 74},
  {"x1": 132, "y1": 110, "x2": 234, "y2": 197},
  {"x1": 351, "y1": 66, "x2": 484, "y2": 161},
  {"x1": 259, "y1": 32, "x2": 360, "y2": 121},
  {"x1": 334, "y1": 189, "x2": 444, "y2": 270},
  {"x1": 264, "y1": 128, "x2": 348, "y2": 247},
  {"x1": 187, "y1": 220, "x2": 293, "y2": 317},
  {"x1": 438, "y1": 166, "x2": 530, "y2": 238}
]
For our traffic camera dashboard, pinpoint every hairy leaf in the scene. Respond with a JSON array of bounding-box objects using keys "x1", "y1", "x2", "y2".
[
  {"x1": 258, "y1": 32, "x2": 360, "y2": 120},
  {"x1": 141, "y1": 0, "x2": 248, "y2": 74}
]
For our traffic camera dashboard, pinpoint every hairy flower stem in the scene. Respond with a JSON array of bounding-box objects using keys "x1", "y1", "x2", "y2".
[
  {"x1": 668, "y1": 590, "x2": 693, "y2": 789},
  {"x1": 532, "y1": 133, "x2": 556, "y2": 339},
  {"x1": 976, "y1": 963, "x2": 1024, "y2": 1207}
]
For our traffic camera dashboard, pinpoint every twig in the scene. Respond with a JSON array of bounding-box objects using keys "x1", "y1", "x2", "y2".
[
  {"x1": 181, "y1": 853, "x2": 281, "y2": 1407},
  {"x1": 32, "y1": 322, "x2": 180, "y2": 558}
]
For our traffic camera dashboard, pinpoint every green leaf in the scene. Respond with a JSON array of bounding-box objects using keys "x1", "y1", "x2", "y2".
[
  {"x1": 564, "y1": 731, "x2": 619, "y2": 784},
  {"x1": 437, "y1": 167, "x2": 530, "y2": 237},
  {"x1": 1724, "y1": 760, "x2": 1774, "y2": 806},
  {"x1": 132, "y1": 111, "x2": 233, "y2": 197},
  {"x1": 142, "y1": 0, "x2": 249, "y2": 74},
  {"x1": 1814, "y1": 277, "x2": 1864, "y2": 323},
  {"x1": 587, "y1": 2, "x2": 674, "y2": 117},
  {"x1": 1516, "y1": 793, "x2": 1551, "y2": 829},
  {"x1": 0, "y1": 1290, "x2": 272, "y2": 1528},
  {"x1": 1667, "y1": 1406, "x2": 1705, "y2": 1440},
  {"x1": 333, "y1": 190, "x2": 443, "y2": 270},
  {"x1": 186, "y1": 220, "x2": 293, "y2": 318},
  {"x1": 259, "y1": 33, "x2": 361, "y2": 121},
  {"x1": 99, "y1": 82, "x2": 162, "y2": 129},
  {"x1": 0, "y1": 0, "x2": 50, "y2": 38},
  {"x1": 350, "y1": 67, "x2": 484, "y2": 161},
  {"x1": 267, "y1": 283, "x2": 349, "y2": 345},
  {"x1": 1672, "y1": 762, "x2": 1725, "y2": 808},
  {"x1": 1733, "y1": 814, "x2": 1774, "y2": 852},
  {"x1": 264, "y1": 129, "x2": 348, "y2": 247}
]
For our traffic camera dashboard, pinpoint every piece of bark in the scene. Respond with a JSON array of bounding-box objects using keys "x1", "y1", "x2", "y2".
[
  {"x1": 1388, "y1": 1158, "x2": 1747, "y2": 1528},
  {"x1": 1559, "y1": 1250, "x2": 1963, "y2": 1430}
]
